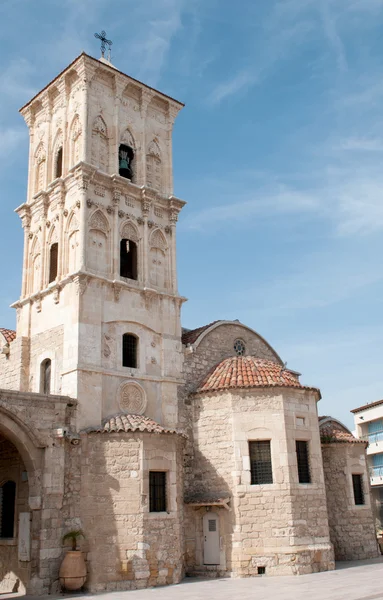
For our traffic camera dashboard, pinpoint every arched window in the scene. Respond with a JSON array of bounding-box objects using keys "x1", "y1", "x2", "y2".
[
  {"x1": 55, "y1": 147, "x2": 63, "y2": 178},
  {"x1": 122, "y1": 334, "x2": 137, "y2": 368},
  {"x1": 49, "y1": 243, "x2": 58, "y2": 283},
  {"x1": 41, "y1": 358, "x2": 51, "y2": 394},
  {"x1": 120, "y1": 239, "x2": 138, "y2": 280},
  {"x1": 0, "y1": 481, "x2": 16, "y2": 538},
  {"x1": 119, "y1": 144, "x2": 134, "y2": 180}
]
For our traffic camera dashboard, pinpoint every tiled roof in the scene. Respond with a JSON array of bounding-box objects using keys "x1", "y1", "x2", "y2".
[
  {"x1": 319, "y1": 417, "x2": 365, "y2": 445},
  {"x1": 83, "y1": 413, "x2": 186, "y2": 437},
  {"x1": 0, "y1": 328, "x2": 16, "y2": 344},
  {"x1": 351, "y1": 398, "x2": 383, "y2": 414},
  {"x1": 196, "y1": 356, "x2": 320, "y2": 395},
  {"x1": 182, "y1": 321, "x2": 221, "y2": 346}
]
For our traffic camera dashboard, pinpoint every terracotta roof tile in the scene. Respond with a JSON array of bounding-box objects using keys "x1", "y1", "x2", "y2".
[
  {"x1": 319, "y1": 418, "x2": 365, "y2": 445},
  {"x1": 83, "y1": 413, "x2": 186, "y2": 437},
  {"x1": 196, "y1": 356, "x2": 320, "y2": 395},
  {"x1": 182, "y1": 321, "x2": 221, "y2": 346},
  {"x1": 0, "y1": 328, "x2": 16, "y2": 344}
]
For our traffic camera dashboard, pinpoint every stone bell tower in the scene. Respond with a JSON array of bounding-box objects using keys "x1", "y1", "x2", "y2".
[{"x1": 13, "y1": 51, "x2": 186, "y2": 428}]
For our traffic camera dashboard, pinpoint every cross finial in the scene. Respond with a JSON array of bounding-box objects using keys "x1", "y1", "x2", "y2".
[{"x1": 94, "y1": 30, "x2": 113, "y2": 60}]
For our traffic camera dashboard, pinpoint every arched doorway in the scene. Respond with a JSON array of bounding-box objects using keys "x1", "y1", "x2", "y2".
[{"x1": 0, "y1": 407, "x2": 44, "y2": 594}]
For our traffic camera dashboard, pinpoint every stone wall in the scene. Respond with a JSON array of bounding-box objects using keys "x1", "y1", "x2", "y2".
[
  {"x1": 79, "y1": 431, "x2": 184, "y2": 592},
  {"x1": 322, "y1": 443, "x2": 379, "y2": 560},
  {"x1": 0, "y1": 337, "x2": 29, "y2": 392},
  {"x1": 185, "y1": 386, "x2": 334, "y2": 577}
]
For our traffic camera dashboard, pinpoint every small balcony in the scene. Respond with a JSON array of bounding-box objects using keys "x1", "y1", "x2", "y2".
[
  {"x1": 361, "y1": 430, "x2": 383, "y2": 455},
  {"x1": 369, "y1": 466, "x2": 383, "y2": 486}
]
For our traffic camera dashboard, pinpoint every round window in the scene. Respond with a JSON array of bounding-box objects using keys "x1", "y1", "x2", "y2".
[{"x1": 234, "y1": 339, "x2": 246, "y2": 356}]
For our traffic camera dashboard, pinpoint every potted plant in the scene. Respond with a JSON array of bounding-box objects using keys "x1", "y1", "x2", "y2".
[{"x1": 59, "y1": 530, "x2": 87, "y2": 591}]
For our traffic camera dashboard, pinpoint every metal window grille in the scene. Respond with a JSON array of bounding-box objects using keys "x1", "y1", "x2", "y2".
[
  {"x1": 0, "y1": 481, "x2": 16, "y2": 538},
  {"x1": 149, "y1": 471, "x2": 166, "y2": 512},
  {"x1": 122, "y1": 334, "x2": 137, "y2": 368},
  {"x1": 296, "y1": 441, "x2": 311, "y2": 483},
  {"x1": 249, "y1": 441, "x2": 273, "y2": 484},
  {"x1": 49, "y1": 243, "x2": 58, "y2": 283},
  {"x1": 352, "y1": 474, "x2": 365, "y2": 505}
]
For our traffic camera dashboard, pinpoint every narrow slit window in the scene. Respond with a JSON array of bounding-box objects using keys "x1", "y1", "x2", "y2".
[
  {"x1": 49, "y1": 243, "x2": 58, "y2": 283},
  {"x1": 149, "y1": 471, "x2": 166, "y2": 512},
  {"x1": 122, "y1": 334, "x2": 137, "y2": 368},
  {"x1": 41, "y1": 358, "x2": 51, "y2": 394},
  {"x1": 249, "y1": 441, "x2": 273, "y2": 484},
  {"x1": 120, "y1": 239, "x2": 138, "y2": 280},
  {"x1": 0, "y1": 481, "x2": 16, "y2": 538},
  {"x1": 352, "y1": 474, "x2": 365, "y2": 505},
  {"x1": 55, "y1": 147, "x2": 63, "y2": 178},
  {"x1": 296, "y1": 440, "x2": 311, "y2": 483}
]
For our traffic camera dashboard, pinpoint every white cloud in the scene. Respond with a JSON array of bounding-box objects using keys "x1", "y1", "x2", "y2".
[
  {"x1": 207, "y1": 70, "x2": 258, "y2": 106},
  {"x1": 0, "y1": 128, "x2": 27, "y2": 160}
]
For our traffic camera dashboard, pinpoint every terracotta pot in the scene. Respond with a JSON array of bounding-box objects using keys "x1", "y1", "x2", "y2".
[{"x1": 59, "y1": 551, "x2": 87, "y2": 591}]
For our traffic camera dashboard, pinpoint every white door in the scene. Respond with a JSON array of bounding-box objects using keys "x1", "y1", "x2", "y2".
[{"x1": 203, "y1": 512, "x2": 220, "y2": 565}]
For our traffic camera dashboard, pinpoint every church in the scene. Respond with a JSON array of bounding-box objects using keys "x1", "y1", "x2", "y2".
[{"x1": 0, "y1": 49, "x2": 379, "y2": 595}]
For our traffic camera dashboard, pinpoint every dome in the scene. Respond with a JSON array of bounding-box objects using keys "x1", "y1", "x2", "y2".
[{"x1": 197, "y1": 356, "x2": 319, "y2": 395}]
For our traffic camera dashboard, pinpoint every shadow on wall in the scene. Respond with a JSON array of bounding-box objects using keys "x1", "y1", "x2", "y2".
[{"x1": 0, "y1": 435, "x2": 30, "y2": 594}]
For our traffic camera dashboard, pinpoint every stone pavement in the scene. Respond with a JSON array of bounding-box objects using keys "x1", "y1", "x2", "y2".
[{"x1": 4, "y1": 558, "x2": 383, "y2": 600}]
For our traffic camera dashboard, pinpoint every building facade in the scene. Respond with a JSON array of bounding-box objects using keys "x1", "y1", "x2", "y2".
[
  {"x1": 0, "y1": 52, "x2": 379, "y2": 595},
  {"x1": 352, "y1": 399, "x2": 383, "y2": 530}
]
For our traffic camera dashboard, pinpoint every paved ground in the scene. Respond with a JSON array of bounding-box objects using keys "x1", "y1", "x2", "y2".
[{"x1": 3, "y1": 558, "x2": 383, "y2": 600}]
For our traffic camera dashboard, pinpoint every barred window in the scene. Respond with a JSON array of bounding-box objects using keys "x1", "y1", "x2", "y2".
[
  {"x1": 296, "y1": 440, "x2": 311, "y2": 483},
  {"x1": 0, "y1": 481, "x2": 16, "y2": 538},
  {"x1": 249, "y1": 441, "x2": 273, "y2": 484},
  {"x1": 122, "y1": 334, "x2": 137, "y2": 368},
  {"x1": 149, "y1": 471, "x2": 166, "y2": 512},
  {"x1": 352, "y1": 474, "x2": 365, "y2": 505}
]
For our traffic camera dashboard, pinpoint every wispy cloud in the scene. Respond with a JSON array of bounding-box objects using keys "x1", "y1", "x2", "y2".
[
  {"x1": 319, "y1": 1, "x2": 347, "y2": 71},
  {"x1": 207, "y1": 70, "x2": 258, "y2": 105}
]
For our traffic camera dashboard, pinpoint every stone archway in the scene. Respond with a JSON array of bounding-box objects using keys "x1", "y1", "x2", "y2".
[{"x1": 0, "y1": 407, "x2": 45, "y2": 594}]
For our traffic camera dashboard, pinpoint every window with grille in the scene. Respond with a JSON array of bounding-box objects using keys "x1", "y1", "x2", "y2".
[
  {"x1": 41, "y1": 358, "x2": 51, "y2": 394},
  {"x1": 122, "y1": 334, "x2": 137, "y2": 368},
  {"x1": 249, "y1": 441, "x2": 273, "y2": 484},
  {"x1": 352, "y1": 474, "x2": 365, "y2": 505},
  {"x1": 296, "y1": 440, "x2": 311, "y2": 483},
  {"x1": 149, "y1": 471, "x2": 167, "y2": 512},
  {"x1": 49, "y1": 243, "x2": 58, "y2": 283},
  {"x1": 0, "y1": 481, "x2": 16, "y2": 538},
  {"x1": 120, "y1": 238, "x2": 138, "y2": 280}
]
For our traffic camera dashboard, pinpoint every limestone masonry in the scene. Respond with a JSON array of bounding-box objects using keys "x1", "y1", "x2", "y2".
[{"x1": 0, "y1": 52, "x2": 378, "y2": 595}]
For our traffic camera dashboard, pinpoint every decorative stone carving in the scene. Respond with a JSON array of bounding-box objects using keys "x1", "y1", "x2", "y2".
[
  {"x1": 91, "y1": 115, "x2": 108, "y2": 172},
  {"x1": 121, "y1": 221, "x2": 139, "y2": 243},
  {"x1": 118, "y1": 210, "x2": 125, "y2": 218},
  {"x1": 63, "y1": 209, "x2": 68, "y2": 217},
  {"x1": 121, "y1": 128, "x2": 135, "y2": 149},
  {"x1": 150, "y1": 228, "x2": 167, "y2": 250},
  {"x1": 53, "y1": 286, "x2": 60, "y2": 304},
  {"x1": 87, "y1": 199, "x2": 93, "y2": 208},
  {"x1": 113, "y1": 282, "x2": 122, "y2": 302},
  {"x1": 103, "y1": 334, "x2": 112, "y2": 358},
  {"x1": 106, "y1": 205, "x2": 114, "y2": 214},
  {"x1": 94, "y1": 185, "x2": 105, "y2": 197},
  {"x1": 119, "y1": 382, "x2": 146, "y2": 415},
  {"x1": 89, "y1": 209, "x2": 109, "y2": 233}
]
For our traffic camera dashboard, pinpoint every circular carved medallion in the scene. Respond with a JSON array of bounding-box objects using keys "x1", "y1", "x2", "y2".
[{"x1": 119, "y1": 382, "x2": 146, "y2": 415}]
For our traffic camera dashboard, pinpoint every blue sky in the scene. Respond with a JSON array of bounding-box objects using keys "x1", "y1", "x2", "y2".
[{"x1": 0, "y1": 0, "x2": 382, "y2": 428}]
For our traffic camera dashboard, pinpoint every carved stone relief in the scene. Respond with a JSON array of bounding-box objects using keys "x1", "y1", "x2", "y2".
[{"x1": 118, "y1": 382, "x2": 147, "y2": 415}]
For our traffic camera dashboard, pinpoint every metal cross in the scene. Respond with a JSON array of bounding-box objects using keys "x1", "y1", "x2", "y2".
[{"x1": 94, "y1": 30, "x2": 113, "y2": 58}]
